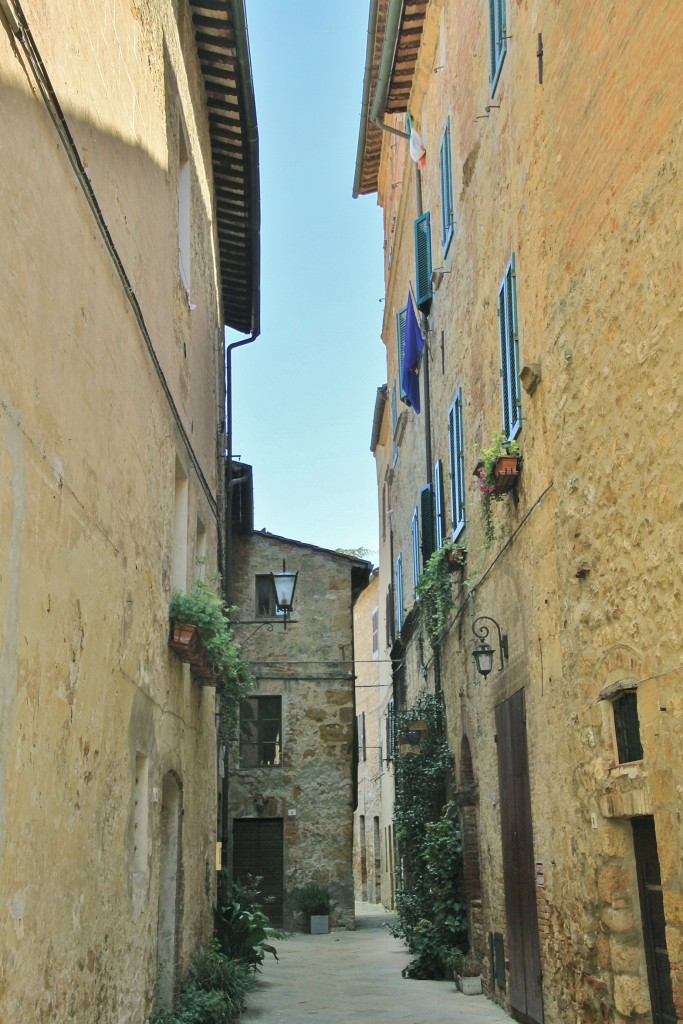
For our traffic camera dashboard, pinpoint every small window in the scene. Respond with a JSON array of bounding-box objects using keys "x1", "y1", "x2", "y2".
[
  {"x1": 412, "y1": 509, "x2": 420, "y2": 591},
  {"x1": 448, "y1": 389, "x2": 466, "y2": 538},
  {"x1": 440, "y1": 118, "x2": 454, "y2": 254},
  {"x1": 434, "y1": 460, "x2": 445, "y2": 548},
  {"x1": 420, "y1": 484, "x2": 435, "y2": 569},
  {"x1": 395, "y1": 554, "x2": 404, "y2": 635},
  {"x1": 488, "y1": 0, "x2": 507, "y2": 96},
  {"x1": 372, "y1": 608, "x2": 379, "y2": 658},
  {"x1": 240, "y1": 696, "x2": 282, "y2": 767},
  {"x1": 499, "y1": 255, "x2": 521, "y2": 441},
  {"x1": 255, "y1": 575, "x2": 284, "y2": 619},
  {"x1": 613, "y1": 691, "x2": 643, "y2": 764}
]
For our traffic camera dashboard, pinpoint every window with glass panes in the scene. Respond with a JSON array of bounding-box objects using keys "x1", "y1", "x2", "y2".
[{"x1": 240, "y1": 696, "x2": 282, "y2": 767}]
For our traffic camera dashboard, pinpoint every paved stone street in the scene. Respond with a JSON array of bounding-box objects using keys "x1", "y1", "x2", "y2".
[{"x1": 240, "y1": 903, "x2": 513, "y2": 1023}]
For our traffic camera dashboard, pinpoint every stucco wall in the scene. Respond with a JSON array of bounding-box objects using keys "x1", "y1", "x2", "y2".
[{"x1": 0, "y1": 2, "x2": 223, "y2": 1020}]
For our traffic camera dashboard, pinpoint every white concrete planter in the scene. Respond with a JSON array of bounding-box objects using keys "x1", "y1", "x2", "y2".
[
  {"x1": 456, "y1": 974, "x2": 482, "y2": 995},
  {"x1": 310, "y1": 915, "x2": 329, "y2": 934}
]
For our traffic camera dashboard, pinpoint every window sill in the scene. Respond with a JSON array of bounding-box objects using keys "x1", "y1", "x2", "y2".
[{"x1": 608, "y1": 760, "x2": 644, "y2": 778}]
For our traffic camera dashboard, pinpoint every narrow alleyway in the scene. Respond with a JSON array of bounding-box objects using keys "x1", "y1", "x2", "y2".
[{"x1": 240, "y1": 903, "x2": 513, "y2": 1023}]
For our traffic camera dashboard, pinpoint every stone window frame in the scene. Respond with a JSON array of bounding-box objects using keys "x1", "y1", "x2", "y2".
[
  {"x1": 239, "y1": 695, "x2": 283, "y2": 768},
  {"x1": 597, "y1": 678, "x2": 644, "y2": 768}
]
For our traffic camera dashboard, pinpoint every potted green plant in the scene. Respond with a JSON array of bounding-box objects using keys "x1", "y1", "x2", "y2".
[
  {"x1": 474, "y1": 432, "x2": 521, "y2": 549},
  {"x1": 296, "y1": 883, "x2": 331, "y2": 935},
  {"x1": 169, "y1": 578, "x2": 241, "y2": 688},
  {"x1": 415, "y1": 542, "x2": 462, "y2": 646},
  {"x1": 453, "y1": 949, "x2": 483, "y2": 995}
]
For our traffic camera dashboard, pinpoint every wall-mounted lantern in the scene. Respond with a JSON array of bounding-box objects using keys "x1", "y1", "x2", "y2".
[
  {"x1": 471, "y1": 615, "x2": 508, "y2": 679},
  {"x1": 270, "y1": 559, "x2": 298, "y2": 629}
]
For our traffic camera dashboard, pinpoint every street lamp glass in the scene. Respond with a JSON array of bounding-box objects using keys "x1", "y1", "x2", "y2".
[
  {"x1": 271, "y1": 563, "x2": 297, "y2": 612},
  {"x1": 473, "y1": 641, "x2": 494, "y2": 678}
]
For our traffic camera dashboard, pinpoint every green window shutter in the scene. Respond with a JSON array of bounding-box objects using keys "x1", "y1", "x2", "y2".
[
  {"x1": 414, "y1": 213, "x2": 433, "y2": 312},
  {"x1": 440, "y1": 120, "x2": 453, "y2": 253},
  {"x1": 434, "y1": 459, "x2": 445, "y2": 548},
  {"x1": 420, "y1": 484, "x2": 435, "y2": 566},
  {"x1": 498, "y1": 254, "x2": 521, "y2": 440},
  {"x1": 448, "y1": 390, "x2": 466, "y2": 537},
  {"x1": 397, "y1": 306, "x2": 407, "y2": 401},
  {"x1": 489, "y1": 0, "x2": 507, "y2": 94}
]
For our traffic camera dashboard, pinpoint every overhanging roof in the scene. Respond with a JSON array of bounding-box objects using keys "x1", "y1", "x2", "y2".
[
  {"x1": 353, "y1": 0, "x2": 428, "y2": 198},
  {"x1": 189, "y1": 0, "x2": 260, "y2": 335}
]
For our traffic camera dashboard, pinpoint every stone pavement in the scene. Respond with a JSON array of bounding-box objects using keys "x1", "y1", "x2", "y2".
[{"x1": 240, "y1": 902, "x2": 514, "y2": 1023}]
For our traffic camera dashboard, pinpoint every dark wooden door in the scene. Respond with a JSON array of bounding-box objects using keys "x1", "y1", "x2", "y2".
[
  {"x1": 632, "y1": 817, "x2": 676, "y2": 1024},
  {"x1": 496, "y1": 689, "x2": 544, "y2": 1022},
  {"x1": 232, "y1": 818, "x2": 284, "y2": 927}
]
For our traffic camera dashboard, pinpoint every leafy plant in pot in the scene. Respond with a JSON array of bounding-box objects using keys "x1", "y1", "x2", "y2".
[
  {"x1": 474, "y1": 432, "x2": 521, "y2": 550},
  {"x1": 169, "y1": 577, "x2": 252, "y2": 747},
  {"x1": 296, "y1": 883, "x2": 331, "y2": 935}
]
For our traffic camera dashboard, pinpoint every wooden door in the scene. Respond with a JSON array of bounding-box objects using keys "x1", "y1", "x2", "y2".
[
  {"x1": 496, "y1": 689, "x2": 544, "y2": 1022},
  {"x1": 232, "y1": 818, "x2": 284, "y2": 927},
  {"x1": 632, "y1": 817, "x2": 676, "y2": 1024}
]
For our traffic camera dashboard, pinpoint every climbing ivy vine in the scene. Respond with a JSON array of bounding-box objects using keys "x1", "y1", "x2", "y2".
[{"x1": 391, "y1": 692, "x2": 468, "y2": 979}]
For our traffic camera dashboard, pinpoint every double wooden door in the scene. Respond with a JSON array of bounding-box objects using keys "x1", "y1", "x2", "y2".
[
  {"x1": 232, "y1": 818, "x2": 284, "y2": 927},
  {"x1": 496, "y1": 689, "x2": 544, "y2": 1023}
]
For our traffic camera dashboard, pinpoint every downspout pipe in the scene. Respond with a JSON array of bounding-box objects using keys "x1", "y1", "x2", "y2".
[
  {"x1": 224, "y1": 0, "x2": 261, "y2": 600},
  {"x1": 352, "y1": 0, "x2": 408, "y2": 198},
  {"x1": 370, "y1": 0, "x2": 409, "y2": 134}
]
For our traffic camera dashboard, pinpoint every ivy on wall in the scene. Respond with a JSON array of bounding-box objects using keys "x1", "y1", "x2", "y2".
[{"x1": 391, "y1": 692, "x2": 468, "y2": 978}]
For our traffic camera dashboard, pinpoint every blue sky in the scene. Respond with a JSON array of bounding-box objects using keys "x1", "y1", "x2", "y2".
[{"x1": 228, "y1": 1, "x2": 386, "y2": 560}]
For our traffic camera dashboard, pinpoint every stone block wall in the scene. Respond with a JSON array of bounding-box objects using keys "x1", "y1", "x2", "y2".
[
  {"x1": 363, "y1": 0, "x2": 682, "y2": 1020},
  {"x1": 229, "y1": 532, "x2": 369, "y2": 930}
]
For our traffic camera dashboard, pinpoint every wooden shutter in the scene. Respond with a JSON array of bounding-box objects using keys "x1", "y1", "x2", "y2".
[
  {"x1": 395, "y1": 554, "x2": 404, "y2": 634},
  {"x1": 440, "y1": 120, "x2": 453, "y2": 252},
  {"x1": 434, "y1": 460, "x2": 445, "y2": 548},
  {"x1": 499, "y1": 255, "x2": 521, "y2": 440},
  {"x1": 414, "y1": 213, "x2": 433, "y2": 312},
  {"x1": 495, "y1": 691, "x2": 543, "y2": 1021},
  {"x1": 397, "y1": 306, "x2": 407, "y2": 401},
  {"x1": 421, "y1": 484, "x2": 435, "y2": 566},
  {"x1": 411, "y1": 508, "x2": 420, "y2": 589}
]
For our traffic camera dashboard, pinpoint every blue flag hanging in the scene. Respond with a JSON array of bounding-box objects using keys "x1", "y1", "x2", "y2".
[{"x1": 401, "y1": 291, "x2": 424, "y2": 413}]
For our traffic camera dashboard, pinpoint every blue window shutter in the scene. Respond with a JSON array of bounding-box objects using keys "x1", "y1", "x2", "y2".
[
  {"x1": 434, "y1": 460, "x2": 445, "y2": 548},
  {"x1": 420, "y1": 484, "x2": 435, "y2": 567},
  {"x1": 440, "y1": 120, "x2": 453, "y2": 253},
  {"x1": 397, "y1": 306, "x2": 407, "y2": 401},
  {"x1": 414, "y1": 213, "x2": 433, "y2": 312}
]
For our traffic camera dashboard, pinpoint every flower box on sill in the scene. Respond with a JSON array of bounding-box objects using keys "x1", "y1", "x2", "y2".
[
  {"x1": 492, "y1": 454, "x2": 521, "y2": 495},
  {"x1": 169, "y1": 621, "x2": 200, "y2": 662},
  {"x1": 446, "y1": 546, "x2": 466, "y2": 573}
]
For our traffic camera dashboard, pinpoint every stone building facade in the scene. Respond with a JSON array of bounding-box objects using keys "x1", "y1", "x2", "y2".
[
  {"x1": 228, "y1": 529, "x2": 370, "y2": 931},
  {"x1": 0, "y1": 2, "x2": 258, "y2": 1021},
  {"x1": 352, "y1": 570, "x2": 387, "y2": 905},
  {"x1": 354, "y1": 1, "x2": 682, "y2": 1022}
]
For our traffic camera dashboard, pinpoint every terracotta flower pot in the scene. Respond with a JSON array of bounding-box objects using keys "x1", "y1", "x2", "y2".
[
  {"x1": 492, "y1": 454, "x2": 520, "y2": 494},
  {"x1": 169, "y1": 621, "x2": 200, "y2": 662},
  {"x1": 446, "y1": 547, "x2": 466, "y2": 572}
]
